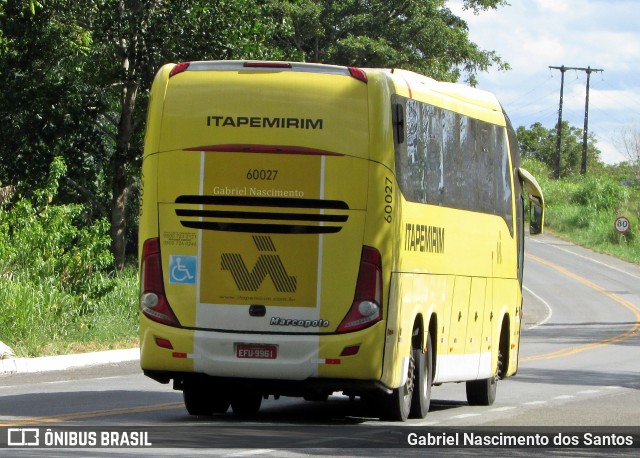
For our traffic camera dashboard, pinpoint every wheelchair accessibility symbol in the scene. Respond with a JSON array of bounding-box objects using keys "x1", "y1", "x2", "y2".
[{"x1": 169, "y1": 255, "x2": 197, "y2": 284}]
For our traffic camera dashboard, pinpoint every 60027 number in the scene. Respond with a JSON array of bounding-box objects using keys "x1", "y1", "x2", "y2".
[
  {"x1": 384, "y1": 177, "x2": 393, "y2": 223},
  {"x1": 246, "y1": 169, "x2": 278, "y2": 180}
]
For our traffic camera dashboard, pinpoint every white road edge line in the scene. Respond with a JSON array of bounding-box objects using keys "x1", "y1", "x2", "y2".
[
  {"x1": 522, "y1": 285, "x2": 553, "y2": 329},
  {"x1": 489, "y1": 406, "x2": 516, "y2": 412},
  {"x1": 528, "y1": 237, "x2": 640, "y2": 281},
  {"x1": 451, "y1": 413, "x2": 481, "y2": 419},
  {"x1": 229, "y1": 450, "x2": 277, "y2": 457},
  {"x1": 413, "y1": 420, "x2": 441, "y2": 426}
]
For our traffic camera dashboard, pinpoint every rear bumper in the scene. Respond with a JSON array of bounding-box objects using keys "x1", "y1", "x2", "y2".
[
  {"x1": 140, "y1": 315, "x2": 386, "y2": 386},
  {"x1": 144, "y1": 370, "x2": 391, "y2": 398}
]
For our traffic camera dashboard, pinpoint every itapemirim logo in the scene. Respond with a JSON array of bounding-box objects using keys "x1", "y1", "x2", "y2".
[{"x1": 221, "y1": 235, "x2": 297, "y2": 293}]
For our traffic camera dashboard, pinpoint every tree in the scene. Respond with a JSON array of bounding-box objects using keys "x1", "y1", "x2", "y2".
[
  {"x1": 1, "y1": 0, "x2": 511, "y2": 269},
  {"x1": 267, "y1": 0, "x2": 509, "y2": 84},
  {"x1": 517, "y1": 122, "x2": 602, "y2": 178},
  {"x1": 0, "y1": 0, "x2": 295, "y2": 269},
  {"x1": 0, "y1": 0, "x2": 105, "y2": 204},
  {"x1": 84, "y1": 0, "x2": 298, "y2": 269},
  {"x1": 617, "y1": 126, "x2": 640, "y2": 167}
]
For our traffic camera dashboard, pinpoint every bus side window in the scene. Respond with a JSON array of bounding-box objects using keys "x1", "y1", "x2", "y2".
[{"x1": 393, "y1": 103, "x2": 405, "y2": 144}]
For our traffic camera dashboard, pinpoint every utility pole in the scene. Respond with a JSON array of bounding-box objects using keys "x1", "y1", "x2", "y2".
[
  {"x1": 549, "y1": 65, "x2": 603, "y2": 178},
  {"x1": 549, "y1": 65, "x2": 566, "y2": 179},
  {"x1": 581, "y1": 66, "x2": 603, "y2": 175}
]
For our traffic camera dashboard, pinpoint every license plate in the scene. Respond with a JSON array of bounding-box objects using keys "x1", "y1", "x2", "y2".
[{"x1": 236, "y1": 343, "x2": 278, "y2": 359}]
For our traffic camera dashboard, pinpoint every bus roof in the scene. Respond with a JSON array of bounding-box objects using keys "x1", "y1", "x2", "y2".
[
  {"x1": 168, "y1": 60, "x2": 368, "y2": 83},
  {"x1": 164, "y1": 60, "x2": 505, "y2": 123},
  {"x1": 386, "y1": 68, "x2": 503, "y2": 113}
]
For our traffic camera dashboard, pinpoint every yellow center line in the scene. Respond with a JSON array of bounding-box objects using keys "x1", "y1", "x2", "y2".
[
  {"x1": 521, "y1": 253, "x2": 640, "y2": 362},
  {"x1": 0, "y1": 402, "x2": 184, "y2": 427}
]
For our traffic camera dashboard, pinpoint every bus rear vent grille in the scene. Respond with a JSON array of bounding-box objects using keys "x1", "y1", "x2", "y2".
[{"x1": 174, "y1": 196, "x2": 349, "y2": 234}]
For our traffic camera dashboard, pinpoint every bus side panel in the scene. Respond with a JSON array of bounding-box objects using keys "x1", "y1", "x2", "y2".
[
  {"x1": 466, "y1": 277, "x2": 488, "y2": 379},
  {"x1": 397, "y1": 198, "x2": 515, "y2": 384},
  {"x1": 366, "y1": 72, "x2": 396, "y2": 170},
  {"x1": 138, "y1": 64, "x2": 173, "y2": 261},
  {"x1": 493, "y1": 277, "x2": 522, "y2": 377},
  {"x1": 382, "y1": 272, "x2": 456, "y2": 389},
  {"x1": 479, "y1": 278, "x2": 494, "y2": 379},
  {"x1": 139, "y1": 154, "x2": 160, "y2": 258},
  {"x1": 139, "y1": 64, "x2": 198, "y2": 373},
  {"x1": 356, "y1": 153, "x2": 407, "y2": 388},
  {"x1": 381, "y1": 273, "x2": 404, "y2": 388},
  {"x1": 141, "y1": 64, "x2": 172, "y2": 166}
]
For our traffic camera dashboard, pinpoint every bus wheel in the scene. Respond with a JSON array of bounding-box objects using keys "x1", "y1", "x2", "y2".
[
  {"x1": 183, "y1": 388, "x2": 230, "y2": 416},
  {"x1": 466, "y1": 349, "x2": 501, "y2": 406},
  {"x1": 210, "y1": 395, "x2": 232, "y2": 414},
  {"x1": 409, "y1": 333, "x2": 433, "y2": 418},
  {"x1": 231, "y1": 391, "x2": 262, "y2": 415},
  {"x1": 379, "y1": 353, "x2": 415, "y2": 421}
]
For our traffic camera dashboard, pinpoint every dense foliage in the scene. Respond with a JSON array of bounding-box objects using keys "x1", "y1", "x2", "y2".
[
  {"x1": 517, "y1": 121, "x2": 602, "y2": 177},
  {"x1": 268, "y1": 0, "x2": 509, "y2": 84},
  {"x1": 523, "y1": 158, "x2": 639, "y2": 263},
  {"x1": 0, "y1": 0, "x2": 509, "y2": 269},
  {"x1": 0, "y1": 158, "x2": 137, "y2": 356}
]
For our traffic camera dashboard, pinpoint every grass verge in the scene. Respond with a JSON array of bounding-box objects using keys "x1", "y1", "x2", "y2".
[{"x1": 0, "y1": 268, "x2": 139, "y2": 358}]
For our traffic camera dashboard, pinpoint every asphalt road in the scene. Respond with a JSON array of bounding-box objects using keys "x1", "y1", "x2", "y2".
[{"x1": 1, "y1": 233, "x2": 639, "y2": 455}]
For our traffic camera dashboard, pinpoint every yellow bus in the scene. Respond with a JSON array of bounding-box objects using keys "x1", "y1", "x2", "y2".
[{"x1": 138, "y1": 60, "x2": 545, "y2": 421}]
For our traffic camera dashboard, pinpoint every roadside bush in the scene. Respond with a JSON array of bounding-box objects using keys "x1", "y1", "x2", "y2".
[
  {"x1": 571, "y1": 175, "x2": 628, "y2": 211},
  {"x1": 522, "y1": 158, "x2": 639, "y2": 264},
  {"x1": 0, "y1": 157, "x2": 138, "y2": 356}
]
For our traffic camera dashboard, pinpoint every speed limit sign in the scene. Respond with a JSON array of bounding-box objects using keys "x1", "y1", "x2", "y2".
[{"x1": 615, "y1": 216, "x2": 631, "y2": 234}]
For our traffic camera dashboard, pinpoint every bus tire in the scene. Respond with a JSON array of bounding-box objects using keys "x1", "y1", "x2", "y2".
[
  {"x1": 183, "y1": 387, "x2": 230, "y2": 415},
  {"x1": 231, "y1": 391, "x2": 262, "y2": 415},
  {"x1": 466, "y1": 349, "x2": 501, "y2": 406},
  {"x1": 182, "y1": 387, "x2": 230, "y2": 415},
  {"x1": 409, "y1": 333, "x2": 432, "y2": 418},
  {"x1": 379, "y1": 352, "x2": 415, "y2": 421},
  {"x1": 210, "y1": 396, "x2": 232, "y2": 414},
  {"x1": 183, "y1": 388, "x2": 208, "y2": 416}
]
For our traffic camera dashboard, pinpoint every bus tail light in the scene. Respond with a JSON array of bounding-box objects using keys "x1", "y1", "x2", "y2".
[
  {"x1": 243, "y1": 61, "x2": 292, "y2": 69},
  {"x1": 348, "y1": 67, "x2": 368, "y2": 83},
  {"x1": 169, "y1": 62, "x2": 190, "y2": 77},
  {"x1": 140, "y1": 238, "x2": 180, "y2": 327},
  {"x1": 337, "y1": 246, "x2": 382, "y2": 333}
]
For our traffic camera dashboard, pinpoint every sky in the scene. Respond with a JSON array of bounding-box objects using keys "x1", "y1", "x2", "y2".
[{"x1": 450, "y1": 0, "x2": 640, "y2": 164}]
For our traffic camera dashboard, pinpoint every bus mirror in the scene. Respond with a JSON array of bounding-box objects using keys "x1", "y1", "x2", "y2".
[
  {"x1": 530, "y1": 201, "x2": 543, "y2": 235},
  {"x1": 517, "y1": 167, "x2": 545, "y2": 236}
]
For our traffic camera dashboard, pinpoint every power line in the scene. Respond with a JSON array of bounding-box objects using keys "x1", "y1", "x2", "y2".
[
  {"x1": 591, "y1": 79, "x2": 640, "y2": 120},
  {"x1": 503, "y1": 75, "x2": 555, "y2": 108}
]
